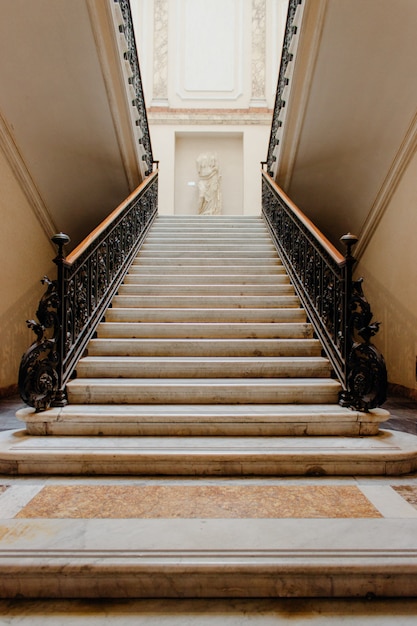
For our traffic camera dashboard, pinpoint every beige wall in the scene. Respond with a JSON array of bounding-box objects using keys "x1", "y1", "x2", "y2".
[
  {"x1": 0, "y1": 147, "x2": 56, "y2": 395},
  {"x1": 356, "y1": 147, "x2": 417, "y2": 392},
  {"x1": 175, "y1": 133, "x2": 243, "y2": 215}
]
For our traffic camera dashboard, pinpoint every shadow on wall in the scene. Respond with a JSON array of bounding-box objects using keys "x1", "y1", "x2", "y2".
[
  {"x1": 0, "y1": 274, "x2": 54, "y2": 397},
  {"x1": 355, "y1": 266, "x2": 417, "y2": 394}
]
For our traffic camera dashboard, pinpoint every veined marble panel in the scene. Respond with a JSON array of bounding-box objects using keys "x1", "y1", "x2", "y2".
[
  {"x1": 251, "y1": 0, "x2": 266, "y2": 102},
  {"x1": 15, "y1": 484, "x2": 381, "y2": 519},
  {"x1": 153, "y1": 0, "x2": 168, "y2": 103}
]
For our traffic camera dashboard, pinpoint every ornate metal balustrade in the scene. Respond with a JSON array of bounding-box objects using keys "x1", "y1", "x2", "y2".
[
  {"x1": 19, "y1": 172, "x2": 158, "y2": 411},
  {"x1": 117, "y1": 0, "x2": 154, "y2": 176},
  {"x1": 266, "y1": 0, "x2": 302, "y2": 177},
  {"x1": 262, "y1": 171, "x2": 387, "y2": 411}
]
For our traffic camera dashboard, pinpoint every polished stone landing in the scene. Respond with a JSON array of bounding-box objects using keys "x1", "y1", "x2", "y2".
[
  {"x1": 2, "y1": 598, "x2": 417, "y2": 624},
  {"x1": 2, "y1": 475, "x2": 417, "y2": 599},
  {"x1": 1, "y1": 428, "x2": 417, "y2": 475}
]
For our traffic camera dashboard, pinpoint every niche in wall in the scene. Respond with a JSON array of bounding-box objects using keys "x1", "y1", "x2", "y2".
[{"x1": 174, "y1": 132, "x2": 243, "y2": 215}]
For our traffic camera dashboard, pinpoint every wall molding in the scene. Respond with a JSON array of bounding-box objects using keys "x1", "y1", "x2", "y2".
[
  {"x1": 86, "y1": 0, "x2": 143, "y2": 188},
  {"x1": 276, "y1": 0, "x2": 329, "y2": 190},
  {"x1": 0, "y1": 110, "x2": 57, "y2": 246}
]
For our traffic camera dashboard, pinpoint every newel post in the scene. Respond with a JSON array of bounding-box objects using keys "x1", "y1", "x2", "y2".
[
  {"x1": 340, "y1": 232, "x2": 358, "y2": 389},
  {"x1": 339, "y1": 233, "x2": 387, "y2": 411},
  {"x1": 51, "y1": 232, "x2": 70, "y2": 407}
]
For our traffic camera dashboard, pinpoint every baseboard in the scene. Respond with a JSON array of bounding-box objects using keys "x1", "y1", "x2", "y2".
[
  {"x1": 0, "y1": 384, "x2": 18, "y2": 400},
  {"x1": 388, "y1": 383, "x2": 417, "y2": 402}
]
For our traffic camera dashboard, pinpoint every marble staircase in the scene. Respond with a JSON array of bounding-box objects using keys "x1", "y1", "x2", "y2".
[
  {"x1": 4, "y1": 214, "x2": 414, "y2": 477},
  {"x1": 3, "y1": 216, "x2": 417, "y2": 601},
  {"x1": 19, "y1": 215, "x2": 386, "y2": 441}
]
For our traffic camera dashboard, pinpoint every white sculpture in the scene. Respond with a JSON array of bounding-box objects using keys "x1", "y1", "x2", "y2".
[{"x1": 196, "y1": 152, "x2": 222, "y2": 215}]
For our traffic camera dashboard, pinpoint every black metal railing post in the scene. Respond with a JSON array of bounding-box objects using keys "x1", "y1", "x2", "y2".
[
  {"x1": 51, "y1": 232, "x2": 71, "y2": 407},
  {"x1": 339, "y1": 233, "x2": 358, "y2": 392}
]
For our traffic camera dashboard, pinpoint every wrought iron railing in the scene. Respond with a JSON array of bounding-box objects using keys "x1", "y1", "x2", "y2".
[
  {"x1": 262, "y1": 170, "x2": 387, "y2": 411},
  {"x1": 117, "y1": 0, "x2": 154, "y2": 175},
  {"x1": 19, "y1": 172, "x2": 158, "y2": 411},
  {"x1": 266, "y1": 0, "x2": 302, "y2": 176}
]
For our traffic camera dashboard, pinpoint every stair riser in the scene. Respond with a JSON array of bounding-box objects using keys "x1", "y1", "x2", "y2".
[
  {"x1": 128, "y1": 265, "x2": 285, "y2": 275},
  {"x1": 76, "y1": 360, "x2": 331, "y2": 379},
  {"x1": 146, "y1": 236, "x2": 272, "y2": 243},
  {"x1": 67, "y1": 383, "x2": 340, "y2": 405},
  {"x1": 105, "y1": 309, "x2": 307, "y2": 323},
  {"x1": 124, "y1": 275, "x2": 289, "y2": 285},
  {"x1": 141, "y1": 244, "x2": 276, "y2": 251},
  {"x1": 96, "y1": 323, "x2": 313, "y2": 339},
  {"x1": 88, "y1": 339, "x2": 322, "y2": 357},
  {"x1": 117, "y1": 285, "x2": 295, "y2": 296},
  {"x1": 131, "y1": 259, "x2": 282, "y2": 267},
  {"x1": 111, "y1": 296, "x2": 301, "y2": 308},
  {"x1": 136, "y1": 251, "x2": 279, "y2": 258}
]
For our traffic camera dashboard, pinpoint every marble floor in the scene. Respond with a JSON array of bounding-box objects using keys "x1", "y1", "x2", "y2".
[{"x1": 1, "y1": 395, "x2": 417, "y2": 622}]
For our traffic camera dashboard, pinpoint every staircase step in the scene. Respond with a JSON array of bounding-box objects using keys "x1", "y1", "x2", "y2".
[
  {"x1": 19, "y1": 404, "x2": 388, "y2": 437},
  {"x1": 128, "y1": 264, "x2": 285, "y2": 274},
  {"x1": 136, "y1": 249, "x2": 279, "y2": 258},
  {"x1": 131, "y1": 258, "x2": 283, "y2": 267},
  {"x1": 117, "y1": 284, "x2": 295, "y2": 296},
  {"x1": 0, "y1": 425, "x2": 406, "y2": 476},
  {"x1": 112, "y1": 295, "x2": 301, "y2": 308},
  {"x1": 66, "y1": 378, "x2": 341, "y2": 405},
  {"x1": 124, "y1": 273, "x2": 289, "y2": 285},
  {"x1": 88, "y1": 338, "x2": 322, "y2": 357},
  {"x1": 96, "y1": 322, "x2": 313, "y2": 339},
  {"x1": 76, "y1": 356, "x2": 331, "y2": 379},
  {"x1": 105, "y1": 308, "x2": 307, "y2": 323}
]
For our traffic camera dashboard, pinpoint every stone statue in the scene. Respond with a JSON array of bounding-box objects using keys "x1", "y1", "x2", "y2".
[{"x1": 196, "y1": 152, "x2": 222, "y2": 215}]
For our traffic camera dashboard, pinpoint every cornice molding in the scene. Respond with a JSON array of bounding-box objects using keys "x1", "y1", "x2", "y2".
[
  {"x1": 0, "y1": 110, "x2": 57, "y2": 246},
  {"x1": 86, "y1": 0, "x2": 142, "y2": 188},
  {"x1": 355, "y1": 110, "x2": 417, "y2": 260},
  {"x1": 276, "y1": 0, "x2": 329, "y2": 190}
]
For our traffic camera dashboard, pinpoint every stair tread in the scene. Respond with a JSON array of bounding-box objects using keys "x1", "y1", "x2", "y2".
[{"x1": 19, "y1": 404, "x2": 384, "y2": 420}]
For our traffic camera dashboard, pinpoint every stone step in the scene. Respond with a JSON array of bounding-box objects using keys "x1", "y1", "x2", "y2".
[
  {"x1": 18, "y1": 404, "x2": 388, "y2": 437},
  {"x1": 155, "y1": 216, "x2": 262, "y2": 223},
  {"x1": 141, "y1": 242, "x2": 276, "y2": 251},
  {"x1": 105, "y1": 308, "x2": 307, "y2": 323},
  {"x1": 124, "y1": 273, "x2": 289, "y2": 285},
  {"x1": 76, "y1": 356, "x2": 331, "y2": 379},
  {"x1": 1, "y1": 427, "x2": 410, "y2": 477},
  {"x1": 96, "y1": 322, "x2": 313, "y2": 339},
  {"x1": 131, "y1": 258, "x2": 283, "y2": 267},
  {"x1": 87, "y1": 338, "x2": 321, "y2": 357},
  {"x1": 66, "y1": 378, "x2": 341, "y2": 405},
  {"x1": 128, "y1": 264, "x2": 286, "y2": 274},
  {"x1": 111, "y1": 295, "x2": 301, "y2": 308},
  {"x1": 136, "y1": 249, "x2": 279, "y2": 258},
  {"x1": 117, "y1": 284, "x2": 295, "y2": 296},
  {"x1": 146, "y1": 234, "x2": 272, "y2": 242}
]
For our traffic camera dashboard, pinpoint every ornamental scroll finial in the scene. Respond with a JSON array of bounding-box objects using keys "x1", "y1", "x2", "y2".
[
  {"x1": 341, "y1": 274, "x2": 388, "y2": 412},
  {"x1": 18, "y1": 276, "x2": 61, "y2": 411}
]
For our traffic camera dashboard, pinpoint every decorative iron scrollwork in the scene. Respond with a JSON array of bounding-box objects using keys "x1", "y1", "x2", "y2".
[
  {"x1": 262, "y1": 172, "x2": 388, "y2": 412},
  {"x1": 18, "y1": 277, "x2": 60, "y2": 412},
  {"x1": 341, "y1": 279, "x2": 388, "y2": 411}
]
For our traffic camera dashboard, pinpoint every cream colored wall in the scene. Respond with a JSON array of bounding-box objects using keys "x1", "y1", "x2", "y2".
[
  {"x1": 175, "y1": 134, "x2": 243, "y2": 215},
  {"x1": 0, "y1": 147, "x2": 56, "y2": 395},
  {"x1": 150, "y1": 124, "x2": 270, "y2": 214},
  {"x1": 356, "y1": 147, "x2": 417, "y2": 392}
]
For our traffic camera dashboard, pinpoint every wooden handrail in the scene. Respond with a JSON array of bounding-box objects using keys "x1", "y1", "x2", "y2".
[
  {"x1": 67, "y1": 170, "x2": 158, "y2": 265},
  {"x1": 261, "y1": 170, "x2": 344, "y2": 265}
]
